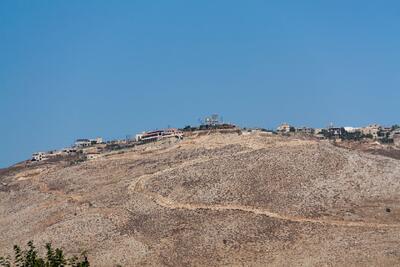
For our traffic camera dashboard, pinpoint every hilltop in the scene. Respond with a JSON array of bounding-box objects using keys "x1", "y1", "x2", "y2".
[{"x1": 1, "y1": 132, "x2": 400, "y2": 266}]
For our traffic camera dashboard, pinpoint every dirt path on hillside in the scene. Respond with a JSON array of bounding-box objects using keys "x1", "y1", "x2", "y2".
[
  {"x1": 130, "y1": 155, "x2": 400, "y2": 229},
  {"x1": 26, "y1": 143, "x2": 400, "y2": 229}
]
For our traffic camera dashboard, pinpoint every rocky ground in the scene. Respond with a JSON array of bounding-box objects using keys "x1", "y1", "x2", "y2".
[
  {"x1": 1, "y1": 132, "x2": 400, "y2": 266},
  {"x1": 336, "y1": 139, "x2": 400, "y2": 160}
]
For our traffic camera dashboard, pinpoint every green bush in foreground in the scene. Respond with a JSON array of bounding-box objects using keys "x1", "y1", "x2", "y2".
[{"x1": 0, "y1": 241, "x2": 89, "y2": 267}]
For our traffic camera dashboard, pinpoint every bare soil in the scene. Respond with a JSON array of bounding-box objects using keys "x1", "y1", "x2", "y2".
[{"x1": 1, "y1": 133, "x2": 400, "y2": 266}]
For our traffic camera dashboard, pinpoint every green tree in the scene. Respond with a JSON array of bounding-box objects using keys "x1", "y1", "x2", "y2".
[{"x1": 0, "y1": 241, "x2": 89, "y2": 267}]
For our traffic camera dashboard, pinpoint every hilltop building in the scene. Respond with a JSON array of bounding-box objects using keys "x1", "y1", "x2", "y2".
[
  {"x1": 32, "y1": 152, "x2": 46, "y2": 161},
  {"x1": 361, "y1": 124, "x2": 381, "y2": 139},
  {"x1": 327, "y1": 127, "x2": 345, "y2": 139},
  {"x1": 295, "y1": 127, "x2": 314, "y2": 135},
  {"x1": 277, "y1": 123, "x2": 293, "y2": 134},
  {"x1": 344, "y1": 127, "x2": 361, "y2": 133},
  {"x1": 74, "y1": 139, "x2": 91, "y2": 147},
  {"x1": 378, "y1": 127, "x2": 393, "y2": 139},
  {"x1": 136, "y1": 128, "x2": 183, "y2": 143},
  {"x1": 204, "y1": 114, "x2": 222, "y2": 126},
  {"x1": 74, "y1": 137, "x2": 103, "y2": 148}
]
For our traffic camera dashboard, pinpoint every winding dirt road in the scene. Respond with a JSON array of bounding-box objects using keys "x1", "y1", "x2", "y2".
[{"x1": 130, "y1": 156, "x2": 400, "y2": 229}]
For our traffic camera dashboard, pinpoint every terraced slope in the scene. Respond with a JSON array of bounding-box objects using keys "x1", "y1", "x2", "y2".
[{"x1": 1, "y1": 133, "x2": 400, "y2": 266}]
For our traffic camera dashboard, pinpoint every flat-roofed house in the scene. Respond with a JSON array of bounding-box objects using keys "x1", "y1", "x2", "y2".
[
  {"x1": 277, "y1": 123, "x2": 293, "y2": 134},
  {"x1": 74, "y1": 139, "x2": 91, "y2": 148},
  {"x1": 90, "y1": 137, "x2": 103, "y2": 145},
  {"x1": 296, "y1": 127, "x2": 314, "y2": 135},
  {"x1": 138, "y1": 130, "x2": 164, "y2": 142},
  {"x1": 344, "y1": 127, "x2": 361, "y2": 133},
  {"x1": 328, "y1": 127, "x2": 345, "y2": 138},
  {"x1": 32, "y1": 152, "x2": 46, "y2": 161},
  {"x1": 135, "y1": 133, "x2": 144, "y2": 142},
  {"x1": 361, "y1": 124, "x2": 381, "y2": 139},
  {"x1": 136, "y1": 128, "x2": 183, "y2": 143},
  {"x1": 74, "y1": 137, "x2": 103, "y2": 148}
]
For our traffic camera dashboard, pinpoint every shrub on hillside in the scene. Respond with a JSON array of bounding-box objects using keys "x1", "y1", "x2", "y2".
[{"x1": 0, "y1": 241, "x2": 89, "y2": 267}]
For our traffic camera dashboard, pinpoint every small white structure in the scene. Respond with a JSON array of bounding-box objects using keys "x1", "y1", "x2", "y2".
[
  {"x1": 32, "y1": 152, "x2": 47, "y2": 161},
  {"x1": 74, "y1": 137, "x2": 103, "y2": 148},
  {"x1": 242, "y1": 128, "x2": 272, "y2": 135},
  {"x1": 135, "y1": 133, "x2": 144, "y2": 142},
  {"x1": 277, "y1": 123, "x2": 292, "y2": 134},
  {"x1": 242, "y1": 129, "x2": 259, "y2": 135},
  {"x1": 92, "y1": 137, "x2": 103, "y2": 144},
  {"x1": 86, "y1": 153, "x2": 101, "y2": 160},
  {"x1": 74, "y1": 139, "x2": 91, "y2": 147},
  {"x1": 344, "y1": 127, "x2": 361, "y2": 133},
  {"x1": 314, "y1": 128, "x2": 323, "y2": 134}
]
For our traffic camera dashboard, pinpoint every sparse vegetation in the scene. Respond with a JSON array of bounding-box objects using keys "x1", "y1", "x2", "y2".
[
  {"x1": 69, "y1": 155, "x2": 87, "y2": 166},
  {"x1": 341, "y1": 131, "x2": 363, "y2": 141},
  {"x1": 1, "y1": 133, "x2": 400, "y2": 266},
  {"x1": 379, "y1": 137, "x2": 394, "y2": 144},
  {"x1": 0, "y1": 241, "x2": 89, "y2": 267}
]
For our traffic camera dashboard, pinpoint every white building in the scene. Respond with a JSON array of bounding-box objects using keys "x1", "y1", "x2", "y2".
[
  {"x1": 135, "y1": 133, "x2": 144, "y2": 142},
  {"x1": 344, "y1": 127, "x2": 361, "y2": 133},
  {"x1": 74, "y1": 137, "x2": 103, "y2": 148},
  {"x1": 86, "y1": 153, "x2": 101, "y2": 160},
  {"x1": 277, "y1": 123, "x2": 292, "y2": 133},
  {"x1": 32, "y1": 152, "x2": 47, "y2": 161},
  {"x1": 74, "y1": 139, "x2": 91, "y2": 147},
  {"x1": 92, "y1": 137, "x2": 103, "y2": 144},
  {"x1": 314, "y1": 128, "x2": 323, "y2": 134}
]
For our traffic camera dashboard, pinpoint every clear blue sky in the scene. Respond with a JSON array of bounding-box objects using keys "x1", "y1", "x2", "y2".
[{"x1": 1, "y1": 1, "x2": 399, "y2": 168}]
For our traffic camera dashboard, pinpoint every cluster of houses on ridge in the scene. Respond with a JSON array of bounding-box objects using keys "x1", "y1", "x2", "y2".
[
  {"x1": 30, "y1": 114, "x2": 235, "y2": 163},
  {"x1": 30, "y1": 114, "x2": 400, "y2": 163},
  {"x1": 31, "y1": 137, "x2": 104, "y2": 162},
  {"x1": 31, "y1": 129, "x2": 186, "y2": 162},
  {"x1": 276, "y1": 122, "x2": 400, "y2": 145}
]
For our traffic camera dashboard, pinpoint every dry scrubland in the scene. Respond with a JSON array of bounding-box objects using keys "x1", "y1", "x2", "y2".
[{"x1": 1, "y1": 133, "x2": 400, "y2": 266}]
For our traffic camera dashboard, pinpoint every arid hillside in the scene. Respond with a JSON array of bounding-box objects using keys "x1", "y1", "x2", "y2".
[{"x1": 1, "y1": 133, "x2": 400, "y2": 266}]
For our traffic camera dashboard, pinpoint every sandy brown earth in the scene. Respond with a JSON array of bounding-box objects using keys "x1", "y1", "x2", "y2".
[
  {"x1": 335, "y1": 140, "x2": 400, "y2": 160},
  {"x1": 1, "y1": 133, "x2": 400, "y2": 266}
]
